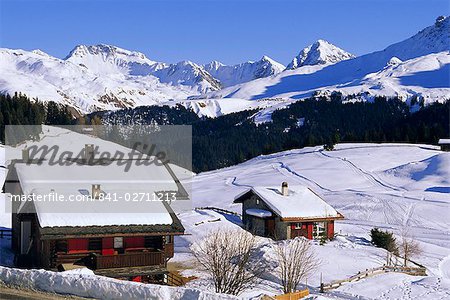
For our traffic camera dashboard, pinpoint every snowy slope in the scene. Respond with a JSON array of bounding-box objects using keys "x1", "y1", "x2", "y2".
[
  {"x1": 286, "y1": 39, "x2": 354, "y2": 69},
  {"x1": 204, "y1": 56, "x2": 285, "y2": 87},
  {"x1": 209, "y1": 17, "x2": 450, "y2": 103},
  {"x1": 184, "y1": 143, "x2": 450, "y2": 298}
]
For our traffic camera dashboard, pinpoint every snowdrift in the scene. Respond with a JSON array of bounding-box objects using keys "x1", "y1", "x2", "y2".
[{"x1": 0, "y1": 266, "x2": 238, "y2": 300}]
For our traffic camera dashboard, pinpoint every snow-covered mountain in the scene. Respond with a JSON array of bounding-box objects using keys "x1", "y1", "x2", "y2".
[
  {"x1": 66, "y1": 45, "x2": 220, "y2": 93},
  {"x1": 286, "y1": 39, "x2": 354, "y2": 69},
  {"x1": 64, "y1": 44, "x2": 165, "y2": 75},
  {"x1": 154, "y1": 60, "x2": 221, "y2": 93},
  {"x1": 204, "y1": 56, "x2": 285, "y2": 87},
  {"x1": 209, "y1": 16, "x2": 450, "y2": 104},
  {"x1": 0, "y1": 16, "x2": 448, "y2": 115},
  {"x1": 0, "y1": 47, "x2": 200, "y2": 112}
]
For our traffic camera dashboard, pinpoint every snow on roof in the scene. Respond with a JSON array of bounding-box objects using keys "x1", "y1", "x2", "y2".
[
  {"x1": 239, "y1": 185, "x2": 340, "y2": 219},
  {"x1": 245, "y1": 208, "x2": 272, "y2": 218},
  {"x1": 438, "y1": 139, "x2": 450, "y2": 144},
  {"x1": 14, "y1": 162, "x2": 176, "y2": 227}
]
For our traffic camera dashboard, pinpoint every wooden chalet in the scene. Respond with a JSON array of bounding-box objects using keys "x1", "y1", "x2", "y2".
[
  {"x1": 5, "y1": 144, "x2": 186, "y2": 284},
  {"x1": 234, "y1": 182, "x2": 343, "y2": 240}
]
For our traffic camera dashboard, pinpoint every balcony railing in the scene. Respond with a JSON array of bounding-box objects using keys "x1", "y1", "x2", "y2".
[{"x1": 92, "y1": 251, "x2": 165, "y2": 269}]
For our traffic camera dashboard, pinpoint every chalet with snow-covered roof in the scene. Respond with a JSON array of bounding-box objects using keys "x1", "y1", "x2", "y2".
[
  {"x1": 234, "y1": 182, "x2": 343, "y2": 240},
  {"x1": 438, "y1": 139, "x2": 450, "y2": 151},
  {"x1": 4, "y1": 144, "x2": 186, "y2": 284}
]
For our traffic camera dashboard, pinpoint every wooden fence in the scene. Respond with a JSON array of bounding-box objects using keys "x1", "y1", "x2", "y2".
[
  {"x1": 321, "y1": 265, "x2": 427, "y2": 291},
  {"x1": 195, "y1": 206, "x2": 241, "y2": 217},
  {"x1": 261, "y1": 289, "x2": 309, "y2": 300},
  {"x1": 274, "y1": 289, "x2": 309, "y2": 300}
]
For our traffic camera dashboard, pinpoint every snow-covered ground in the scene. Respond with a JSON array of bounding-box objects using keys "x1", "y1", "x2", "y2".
[
  {"x1": 1, "y1": 137, "x2": 449, "y2": 299},
  {"x1": 0, "y1": 266, "x2": 238, "y2": 300},
  {"x1": 175, "y1": 143, "x2": 450, "y2": 298}
]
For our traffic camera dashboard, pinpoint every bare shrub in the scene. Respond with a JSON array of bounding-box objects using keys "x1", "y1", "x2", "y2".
[
  {"x1": 399, "y1": 230, "x2": 422, "y2": 266},
  {"x1": 274, "y1": 237, "x2": 320, "y2": 293},
  {"x1": 191, "y1": 228, "x2": 265, "y2": 295}
]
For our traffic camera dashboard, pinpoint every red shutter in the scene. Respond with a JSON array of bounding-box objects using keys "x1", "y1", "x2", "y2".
[
  {"x1": 124, "y1": 237, "x2": 145, "y2": 250},
  {"x1": 67, "y1": 239, "x2": 88, "y2": 253},
  {"x1": 307, "y1": 223, "x2": 313, "y2": 240},
  {"x1": 132, "y1": 276, "x2": 142, "y2": 282},
  {"x1": 327, "y1": 221, "x2": 335, "y2": 239},
  {"x1": 102, "y1": 238, "x2": 114, "y2": 255},
  {"x1": 290, "y1": 223, "x2": 296, "y2": 230}
]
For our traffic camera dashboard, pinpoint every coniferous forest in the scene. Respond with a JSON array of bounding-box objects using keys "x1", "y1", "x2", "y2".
[{"x1": 1, "y1": 93, "x2": 448, "y2": 173}]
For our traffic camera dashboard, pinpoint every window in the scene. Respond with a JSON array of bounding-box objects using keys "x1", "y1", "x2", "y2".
[
  {"x1": 113, "y1": 237, "x2": 123, "y2": 249},
  {"x1": 313, "y1": 222, "x2": 326, "y2": 238},
  {"x1": 55, "y1": 240, "x2": 68, "y2": 253},
  {"x1": 145, "y1": 236, "x2": 162, "y2": 249},
  {"x1": 165, "y1": 235, "x2": 173, "y2": 244},
  {"x1": 88, "y1": 238, "x2": 102, "y2": 251},
  {"x1": 256, "y1": 199, "x2": 260, "y2": 205},
  {"x1": 294, "y1": 222, "x2": 302, "y2": 229}
]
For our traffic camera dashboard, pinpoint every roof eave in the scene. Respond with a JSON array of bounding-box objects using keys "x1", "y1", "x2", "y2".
[{"x1": 281, "y1": 212, "x2": 344, "y2": 222}]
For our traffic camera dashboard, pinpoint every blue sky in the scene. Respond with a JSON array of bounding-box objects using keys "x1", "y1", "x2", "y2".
[{"x1": 0, "y1": 0, "x2": 448, "y2": 65}]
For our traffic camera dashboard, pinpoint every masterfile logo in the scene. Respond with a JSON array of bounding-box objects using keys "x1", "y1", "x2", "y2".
[{"x1": 4, "y1": 125, "x2": 192, "y2": 214}]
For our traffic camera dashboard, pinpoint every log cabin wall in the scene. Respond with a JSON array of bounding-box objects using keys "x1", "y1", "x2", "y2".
[{"x1": 46, "y1": 235, "x2": 170, "y2": 269}]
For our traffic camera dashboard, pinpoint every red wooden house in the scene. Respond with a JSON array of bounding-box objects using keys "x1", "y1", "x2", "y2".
[
  {"x1": 234, "y1": 182, "x2": 343, "y2": 240},
  {"x1": 5, "y1": 145, "x2": 186, "y2": 283}
]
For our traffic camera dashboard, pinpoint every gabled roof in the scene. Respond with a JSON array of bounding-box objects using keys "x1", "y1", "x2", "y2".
[
  {"x1": 11, "y1": 161, "x2": 185, "y2": 233},
  {"x1": 234, "y1": 185, "x2": 343, "y2": 221}
]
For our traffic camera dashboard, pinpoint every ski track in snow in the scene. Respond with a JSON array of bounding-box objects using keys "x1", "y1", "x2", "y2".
[{"x1": 318, "y1": 150, "x2": 406, "y2": 192}]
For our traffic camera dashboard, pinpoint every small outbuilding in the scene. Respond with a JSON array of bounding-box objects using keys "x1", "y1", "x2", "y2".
[
  {"x1": 234, "y1": 182, "x2": 343, "y2": 240},
  {"x1": 438, "y1": 139, "x2": 450, "y2": 151}
]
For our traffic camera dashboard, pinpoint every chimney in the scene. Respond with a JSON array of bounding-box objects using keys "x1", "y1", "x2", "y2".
[
  {"x1": 84, "y1": 144, "x2": 94, "y2": 163},
  {"x1": 92, "y1": 184, "x2": 101, "y2": 199},
  {"x1": 281, "y1": 182, "x2": 288, "y2": 196},
  {"x1": 22, "y1": 147, "x2": 30, "y2": 162}
]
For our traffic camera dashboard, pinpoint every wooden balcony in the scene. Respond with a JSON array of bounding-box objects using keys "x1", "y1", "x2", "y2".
[{"x1": 92, "y1": 251, "x2": 165, "y2": 270}]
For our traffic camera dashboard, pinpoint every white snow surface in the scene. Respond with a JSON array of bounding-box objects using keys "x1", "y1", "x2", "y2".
[{"x1": 0, "y1": 266, "x2": 238, "y2": 300}]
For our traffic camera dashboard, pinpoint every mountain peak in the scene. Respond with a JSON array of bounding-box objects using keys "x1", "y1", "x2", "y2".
[
  {"x1": 31, "y1": 49, "x2": 51, "y2": 57},
  {"x1": 204, "y1": 60, "x2": 225, "y2": 70},
  {"x1": 65, "y1": 44, "x2": 149, "y2": 61},
  {"x1": 286, "y1": 39, "x2": 355, "y2": 70}
]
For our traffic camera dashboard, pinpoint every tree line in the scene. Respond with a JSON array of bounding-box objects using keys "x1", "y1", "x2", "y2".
[{"x1": 1, "y1": 93, "x2": 449, "y2": 172}]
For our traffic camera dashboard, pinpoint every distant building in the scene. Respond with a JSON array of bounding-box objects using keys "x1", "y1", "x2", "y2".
[
  {"x1": 438, "y1": 139, "x2": 450, "y2": 151},
  {"x1": 234, "y1": 182, "x2": 343, "y2": 240},
  {"x1": 5, "y1": 144, "x2": 186, "y2": 284}
]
